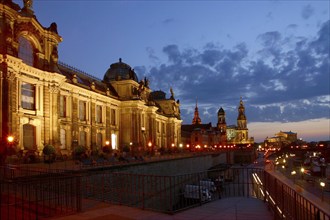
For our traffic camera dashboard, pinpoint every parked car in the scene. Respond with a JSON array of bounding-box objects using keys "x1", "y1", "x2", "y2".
[
  {"x1": 184, "y1": 185, "x2": 212, "y2": 202},
  {"x1": 199, "y1": 180, "x2": 217, "y2": 192}
]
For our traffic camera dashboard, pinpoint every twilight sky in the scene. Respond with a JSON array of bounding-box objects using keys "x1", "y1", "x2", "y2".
[{"x1": 15, "y1": 0, "x2": 329, "y2": 142}]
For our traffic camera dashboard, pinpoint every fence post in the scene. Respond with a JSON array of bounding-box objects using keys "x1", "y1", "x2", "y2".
[{"x1": 76, "y1": 175, "x2": 82, "y2": 212}]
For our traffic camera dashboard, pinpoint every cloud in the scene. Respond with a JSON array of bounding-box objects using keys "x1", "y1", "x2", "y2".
[
  {"x1": 135, "y1": 20, "x2": 330, "y2": 128},
  {"x1": 162, "y1": 18, "x2": 175, "y2": 25},
  {"x1": 301, "y1": 5, "x2": 315, "y2": 20}
]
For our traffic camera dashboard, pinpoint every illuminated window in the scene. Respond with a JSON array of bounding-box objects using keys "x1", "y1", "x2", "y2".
[
  {"x1": 23, "y1": 124, "x2": 35, "y2": 150},
  {"x1": 21, "y1": 82, "x2": 35, "y2": 110},
  {"x1": 111, "y1": 133, "x2": 117, "y2": 150},
  {"x1": 60, "y1": 96, "x2": 67, "y2": 117},
  {"x1": 18, "y1": 36, "x2": 33, "y2": 66},
  {"x1": 79, "y1": 101, "x2": 86, "y2": 121},
  {"x1": 96, "y1": 105, "x2": 102, "y2": 123}
]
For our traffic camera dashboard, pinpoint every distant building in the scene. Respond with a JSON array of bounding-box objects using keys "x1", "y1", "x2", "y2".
[
  {"x1": 264, "y1": 131, "x2": 298, "y2": 150},
  {"x1": 181, "y1": 98, "x2": 254, "y2": 150},
  {"x1": 0, "y1": 0, "x2": 181, "y2": 157}
]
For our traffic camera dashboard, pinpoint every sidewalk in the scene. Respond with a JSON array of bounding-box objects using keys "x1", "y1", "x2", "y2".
[{"x1": 53, "y1": 197, "x2": 273, "y2": 220}]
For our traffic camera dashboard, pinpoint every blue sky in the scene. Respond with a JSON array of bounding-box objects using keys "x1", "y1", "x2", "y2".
[{"x1": 14, "y1": 0, "x2": 329, "y2": 142}]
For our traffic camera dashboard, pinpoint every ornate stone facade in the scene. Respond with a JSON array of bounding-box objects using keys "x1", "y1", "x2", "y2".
[{"x1": 0, "y1": 1, "x2": 181, "y2": 156}]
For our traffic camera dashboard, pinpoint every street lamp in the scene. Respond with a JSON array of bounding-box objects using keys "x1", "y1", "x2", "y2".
[
  {"x1": 291, "y1": 170, "x2": 296, "y2": 183},
  {"x1": 7, "y1": 136, "x2": 14, "y2": 143},
  {"x1": 320, "y1": 181, "x2": 325, "y2": 201},
  {"x1": 301, "y1": 167, "x2": 305, "y2": 180}
]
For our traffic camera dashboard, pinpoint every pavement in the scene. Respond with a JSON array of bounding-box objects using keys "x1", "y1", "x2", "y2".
[{"x1": 53, "y1": 197, "x2": 273, "y2": 220}]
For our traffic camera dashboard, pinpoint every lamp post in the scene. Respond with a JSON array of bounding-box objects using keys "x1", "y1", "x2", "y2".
[
  {"x1": 291, "y1": 170, "x2": 296, "y2": 184},
  {"x1": 320, "y1": 181, "x2": 325, "y2": 202},
  {"x1": 301, "y1": 167, "x2": 305, "y2": 180},
  {"x1": 148, "y1": 141, "x2": 152, "y2": 156}
]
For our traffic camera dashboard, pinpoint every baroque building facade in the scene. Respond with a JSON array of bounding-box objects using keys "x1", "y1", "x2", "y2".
[
  {"x1": 0, "y1": 0, "x2": 181, "y2": 156},
  {"x1": 181, "y1": 98, "x2": 254, "y2": 149}
]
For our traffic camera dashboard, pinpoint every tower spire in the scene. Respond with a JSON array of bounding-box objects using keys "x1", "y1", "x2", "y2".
[{"x1": 192, "y1": 98, "x2": 201, "y2": 125}]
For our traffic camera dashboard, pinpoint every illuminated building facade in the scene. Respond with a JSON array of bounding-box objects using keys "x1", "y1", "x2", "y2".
[
  {"x1": 264, "y1": 131, "x2": 298, "y2": 150},
  {"x1": 181, "y1": 98, "x2": 254, "y2": 149},
  {"x1": 0, "y1": 0, "x2": 181, "y2": 156}
]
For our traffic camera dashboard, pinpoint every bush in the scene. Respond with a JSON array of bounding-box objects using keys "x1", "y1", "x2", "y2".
[
  {"x1": 102, "y1": 146, "x2": 111, "y2": 154},
  {"x1": 43, "y1": 144, "x2": 55, "y2": 155},
  {"x1": 122, "y1": 145, "x2": 130, "y2": 153},
  {"x1": 74, "y1": 145, "x2": 86, "y2": 156}
]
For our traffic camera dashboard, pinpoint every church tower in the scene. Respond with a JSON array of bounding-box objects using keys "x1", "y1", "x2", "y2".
[
  {"x1": 236, "y1": 97, "x2": 248, "y2": 141},
  {"x1": 217, "y1": 107, "x2": 227, "y2": 144},
  {"x1": 192, "y1": 99, "x2": 201, "y2": 125}
]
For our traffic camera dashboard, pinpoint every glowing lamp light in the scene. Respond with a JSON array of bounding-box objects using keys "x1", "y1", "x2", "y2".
[
  {"x1": 186, "y1": 144, "x2": 190, "y2": 148},
  {"x1": 171, "y1": 143, "x2": 175, "y2": 147},
  {"x1": 320, "y1": 182, "x2": 325, "y2": 187},
  {"x1": 148, "y1": 142, "x2": 152, "y2": 147},
  {"x1": 301, "y1": 167, "x2": 305, "y2": 173},
  {"x1": 7, "y1": 136, "x2": 14, "y2": 143},
  {"x1": 105, "y1": 141, "x2": 110, "y2": 146},
  {"x1": 179, "y1": 143, "x2": 183, "y2": 148}
]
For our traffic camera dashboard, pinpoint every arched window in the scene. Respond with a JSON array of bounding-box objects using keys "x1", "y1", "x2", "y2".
[
  {"x1": 23, "y1": 124, "x2": 36, "y2": 150},
  {"x1": 18, "y1": 36, "x2": 34, "y2": 66}
]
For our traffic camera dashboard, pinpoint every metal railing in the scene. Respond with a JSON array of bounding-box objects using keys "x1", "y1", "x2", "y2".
[
  {"x1": 1, "y1": 165, "x2": 329, "y2": 219},
  {"x1": 1, "y1": 166, "x2": 81, "y2": 220}
]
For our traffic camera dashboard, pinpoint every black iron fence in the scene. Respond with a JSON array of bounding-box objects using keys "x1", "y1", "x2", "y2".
[
  {"x1": 1, "y1": 166, "x2": 81, "y2": 220},
  {"x1": 1, "y1": 165, "x2": 329, "y2": 219}
]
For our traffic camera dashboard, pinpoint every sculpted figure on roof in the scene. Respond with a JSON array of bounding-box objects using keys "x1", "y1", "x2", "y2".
[{"x1": 23, "y1": 0, "x2": 32, "y2": 9}]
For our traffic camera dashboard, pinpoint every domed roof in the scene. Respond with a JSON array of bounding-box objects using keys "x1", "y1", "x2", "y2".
[{"x1": 103, "y1": 58, "x2": 138, "y2": 83}]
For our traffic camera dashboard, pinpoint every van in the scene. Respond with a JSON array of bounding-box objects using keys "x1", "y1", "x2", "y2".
[
  {"x1": 184, "y1": 185, "x2": 212, "y2": 202},
  {"x1": 199, "y1": 180, "x2": 217, "y2": 192}
]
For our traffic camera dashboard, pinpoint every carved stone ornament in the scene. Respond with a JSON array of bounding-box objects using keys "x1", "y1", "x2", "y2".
[
  {"x1": 6, "y1": 70, "x2": 17, "y2": 81},
  {"x1": 48, "y1": 84, "x2": 59, "y2": 93}
]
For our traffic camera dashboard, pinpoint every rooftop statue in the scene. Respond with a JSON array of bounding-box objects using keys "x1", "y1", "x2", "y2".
[{"x1": 23, "y1": 0, "x2": 32, "y2": 9}]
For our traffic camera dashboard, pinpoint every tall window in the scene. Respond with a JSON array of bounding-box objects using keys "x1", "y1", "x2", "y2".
[
  {"x1": 23, "y1": 124, "x2": 35, "y2": 150},
  {"x1": 60, "y1": 129, "x2": 66, "y2": 149},
  {"x1": 111, "y1": 133, "x2": 117, "y2": 150},
  {"x1": 18, "y1": 36, "x2": 34, "y2": 66},
  {"x1": 60, "y1": 96, "x2": 67, "y2": 117},
  {"x1": 96, "y1": 105, "x2": 102, "y2": 123},
  {"x1": 111, "y1": 109, "x2": 116, "y2": 125},
  {"x1": 21, "y1": 82, "x2": 35, "y2": 110},
  {"x1": 79, "y1": 101, "x2": 86, "y2": 121},
  {"x1": 80, "y1": 131, "x2": 87, "y2": 147},
  {"x1": 96, "y1": 133, "x2": 102, "y2": 147}
]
